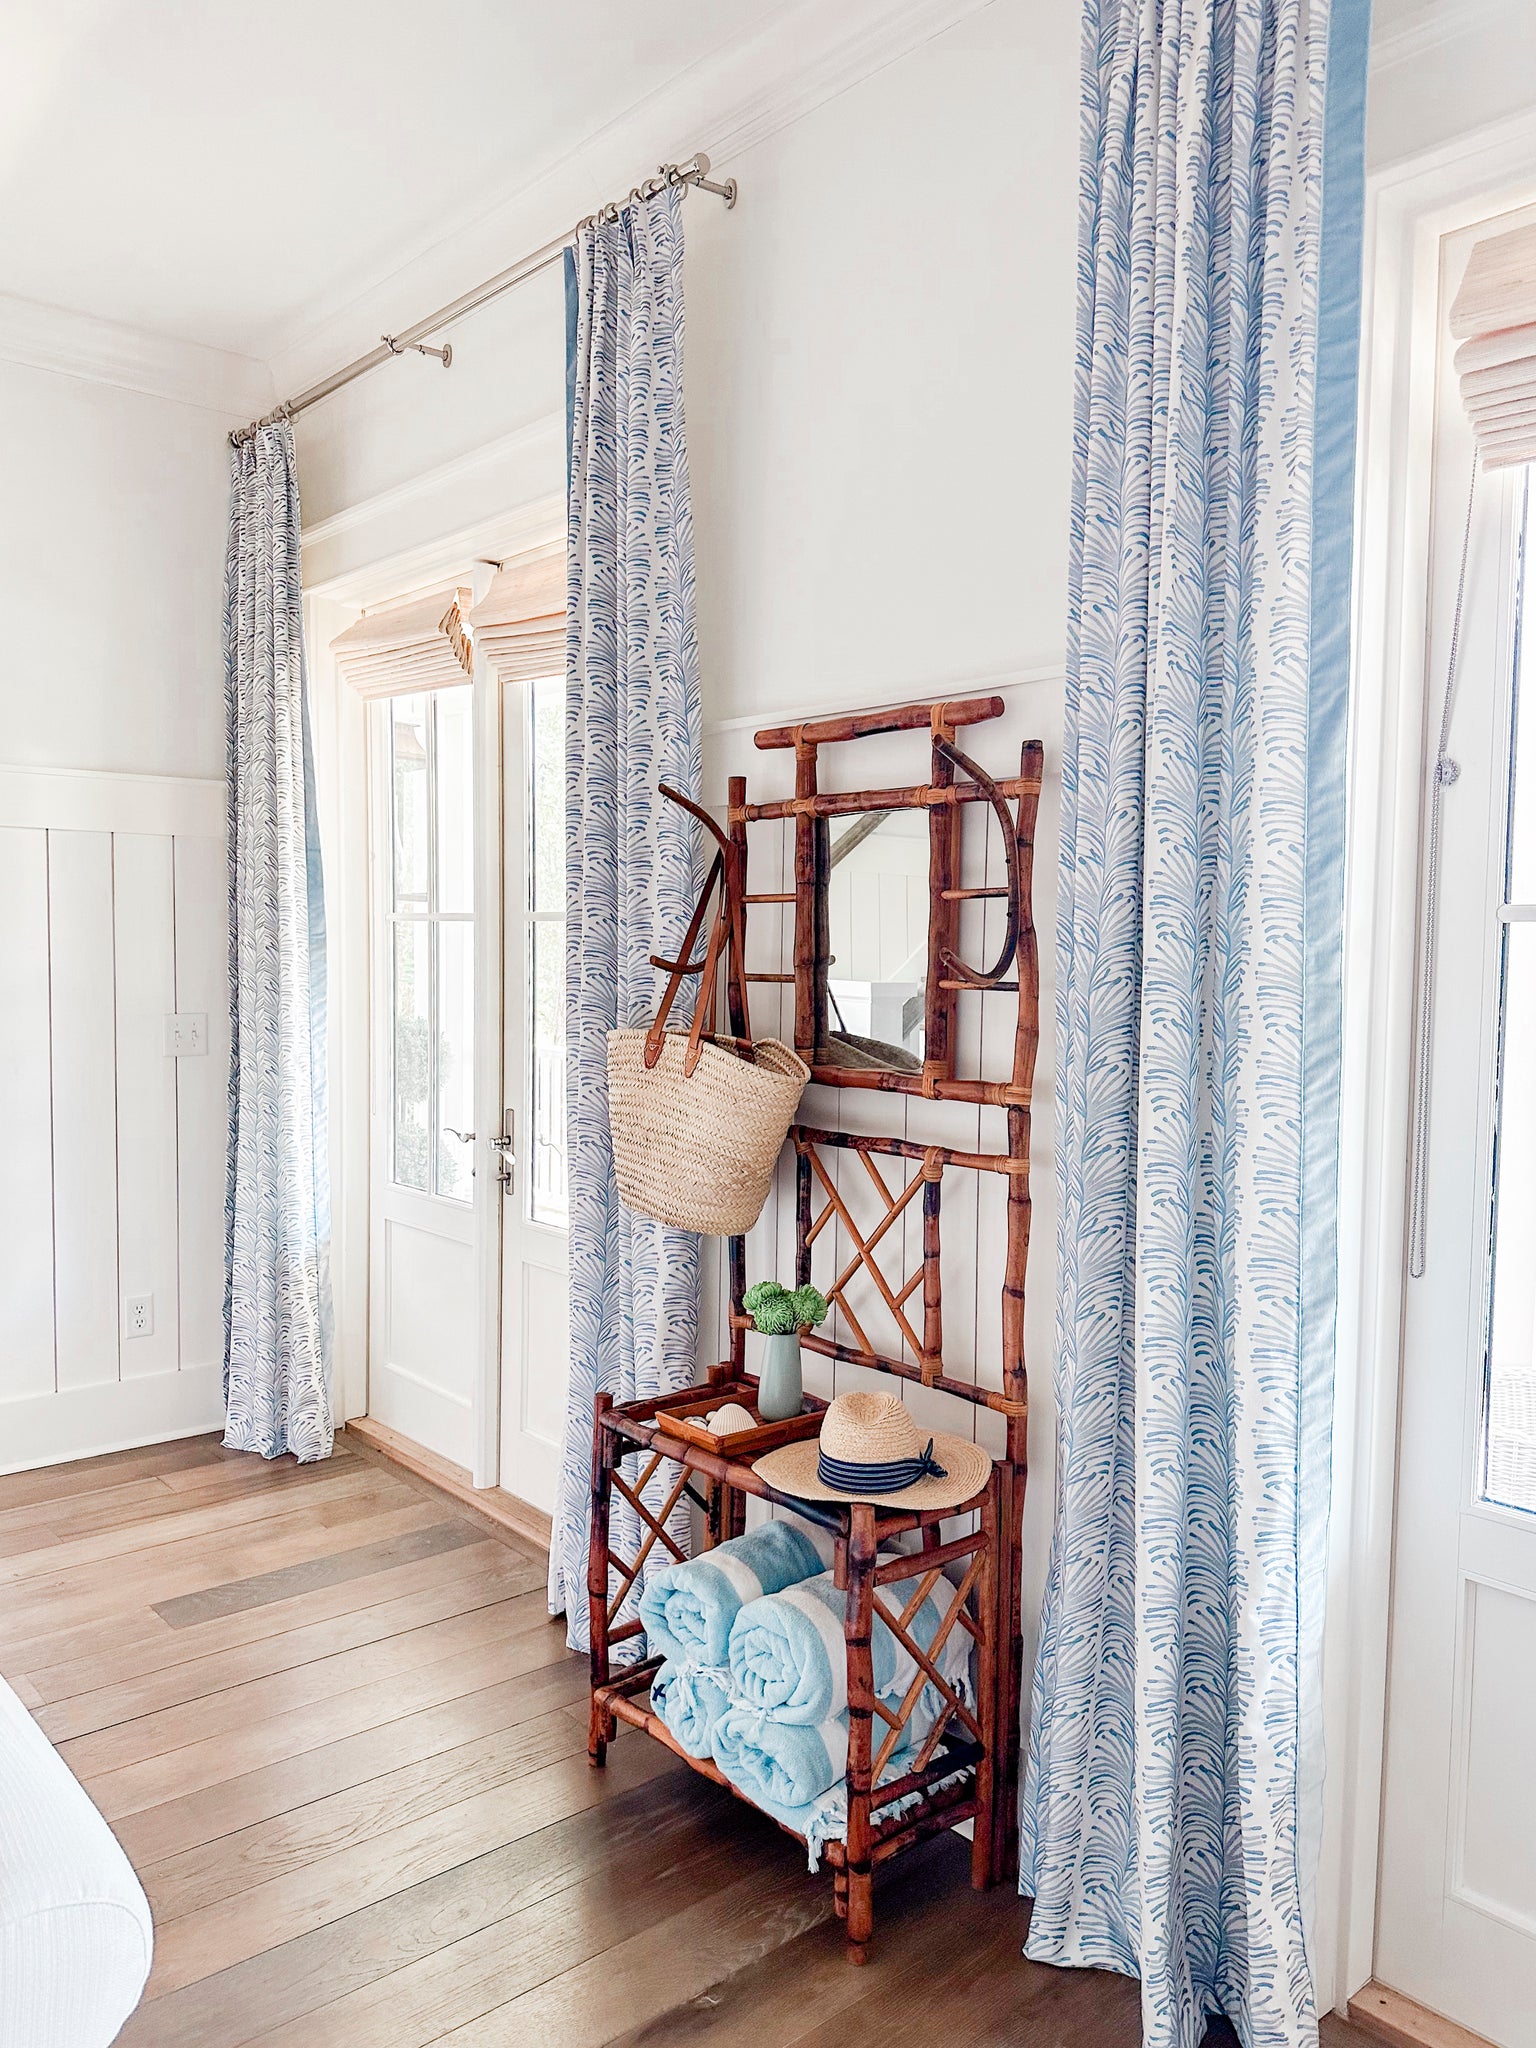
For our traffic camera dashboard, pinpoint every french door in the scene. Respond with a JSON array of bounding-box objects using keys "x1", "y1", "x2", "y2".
[
  {"x1": 1376, "y1": 432, "x2": 1536, "y2": 2040},
  {"x1": 365, "y1": 656, "x2": 570, "y2": 1504}
]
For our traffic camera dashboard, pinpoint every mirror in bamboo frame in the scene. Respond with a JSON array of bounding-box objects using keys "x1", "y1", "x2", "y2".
[
  {"x1": 819, "y1": 807, "x2": 929, "y2": 1074},
  {"x1": 745, "y1": 695, "x2": 1042, "y2": 1097}
]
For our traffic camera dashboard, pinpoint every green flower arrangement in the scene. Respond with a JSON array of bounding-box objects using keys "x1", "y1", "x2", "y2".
[{"x1": 742, "y1": 1280, "x2": 830, "y2": 1335}]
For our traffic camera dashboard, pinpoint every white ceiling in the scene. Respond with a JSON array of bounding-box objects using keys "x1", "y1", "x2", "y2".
[{"x1": 0, "y1": 0, "x2": 802, "y2": 361}]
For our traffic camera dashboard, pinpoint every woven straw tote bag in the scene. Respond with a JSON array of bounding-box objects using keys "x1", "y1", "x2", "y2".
[{"x1": 607, "y1": 786, "x2": 808, "y2": 1236}]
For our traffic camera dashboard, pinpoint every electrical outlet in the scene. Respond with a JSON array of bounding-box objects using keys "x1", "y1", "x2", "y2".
[
  {"x1": 124, "y1": 1294, "x2": 153, "y2": 1339},
  {"x1": 163, "y1": 1012, "x2": 208, "y2": 1057}
]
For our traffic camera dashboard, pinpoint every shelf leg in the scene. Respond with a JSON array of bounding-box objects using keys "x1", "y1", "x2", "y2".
[
  {"x1": 587, "y1": 1394, "x2": 615, "y2": 1767},
  {"x1": 971, "y1": 1475, "x2": 1000, "y2": 1890},
  {"x1": 844, "y1": 1502, "x2": 876, "y2": 1964}
]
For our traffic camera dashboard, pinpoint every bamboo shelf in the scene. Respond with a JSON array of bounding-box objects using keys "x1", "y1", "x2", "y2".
[{"x1": 587, "y1": 697, "x2": 1041, "y2": 1965}]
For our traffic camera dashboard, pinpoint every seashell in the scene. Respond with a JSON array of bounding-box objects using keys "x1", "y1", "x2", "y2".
[{"x1": 704, "y1": 1402, "x2": 756, "y2": 1436}]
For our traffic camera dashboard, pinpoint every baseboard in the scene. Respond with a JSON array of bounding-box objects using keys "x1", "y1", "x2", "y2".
[
  {"x1": 1347, "y1": 1983, "x2": 1500, "y2": 2048},
  {"x1": 344, "y1": 1415, "x2": 552, "y2": 1556},
  {"x1": 0, "y1": 1365, "x2": 227, "y2": 1475}
]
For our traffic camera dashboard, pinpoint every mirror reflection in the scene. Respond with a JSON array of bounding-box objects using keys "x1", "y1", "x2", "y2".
[{"x1": 818, "y1": 809, "x2": 928, "y2": 1073}]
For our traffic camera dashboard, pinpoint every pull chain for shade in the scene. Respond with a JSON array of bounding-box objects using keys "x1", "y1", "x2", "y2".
[{"x1": 1409, "y1": 457, "x2": 1480, "y2": 1278}]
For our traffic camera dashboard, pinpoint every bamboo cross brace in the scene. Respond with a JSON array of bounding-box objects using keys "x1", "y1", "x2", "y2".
[
  {"x1": 883, "y1": 1546, "x2": 987, "y2": 1648},
  {"x1": 827, "y1": 1168, "x2": 925, "y2": 1317},
  {"x1": 870, "y1": 1558, "x2": 985, "y2": 1776},
  {"x1": 808, "y1": 1149, "x2": 926, "y2": 1362},
  {"x1": 606, "y1": 1460, "x2": 692, "y2": 1621}
]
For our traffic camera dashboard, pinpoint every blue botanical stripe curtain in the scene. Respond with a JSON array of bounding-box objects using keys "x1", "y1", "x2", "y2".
[
  {"x1": 222, "y1": 420, "x2": 334, "y2": 1463},
  {"x1": 1020, "y1": 0, "x2": 1370, "y2": 2043},
  {"x1": 549, "y1": 187, "x2": 703, "y2": 1650}
]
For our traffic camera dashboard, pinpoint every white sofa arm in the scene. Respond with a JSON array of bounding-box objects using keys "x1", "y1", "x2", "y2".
[{"x1": 0, "y1": 1674, "x2": 152, "y2": 2047}]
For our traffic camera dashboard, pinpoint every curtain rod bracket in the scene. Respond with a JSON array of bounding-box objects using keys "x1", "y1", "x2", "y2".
[{"x1": 381, "y1": 334, "x2": 452, "y2": 367}]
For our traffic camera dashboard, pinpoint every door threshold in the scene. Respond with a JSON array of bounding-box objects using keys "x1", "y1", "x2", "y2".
[
  {"x1": 343, "y1": 1416, "x2": 552, "y2": 1556},
  {"x1": 1348, "y1": 1983, "x2": 1500, "y2": 2048}
]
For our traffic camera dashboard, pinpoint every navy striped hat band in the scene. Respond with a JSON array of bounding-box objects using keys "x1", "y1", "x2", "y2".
[{"x1": 816, "y1": 1438, "x2": 948, "y2": 1495}]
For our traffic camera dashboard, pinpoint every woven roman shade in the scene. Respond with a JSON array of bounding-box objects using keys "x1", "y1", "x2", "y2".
[
  {"x1": 1451, "y1": 221, "x2": 1536, "y2": 470},
  {"x1": 331, "y1": 586, "x2": 473, "y2": 698},
  {"x1": 466, "y1": 553, "x2": 565, "y2": 682}
]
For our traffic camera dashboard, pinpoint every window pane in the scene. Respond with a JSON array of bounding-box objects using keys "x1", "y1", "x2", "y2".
[
  {"x1": 530, "y1": 918, "x2": 567, "y2": 1224},
  {"x1": 1486, "y1": 920, "x2": 1536, "y2": 1513},
  {"x1": 391, "y1": 696, "x2": 428, "y2": 909},
  {"x1": 392, "y1": 920, "x2": 430, "y2": 1191},
  {"x1": 436, "y1": 921, "x2": 474, "y2": 1202},
  {"x1": 435, "y1": 686, "x2": 474, "y2": 915},
  {"x1": 1510, "y1": 492, "x2": 1536, "y2": 903},
  {"x1": 530, "y1": 675, "x2": 564, "y2": 916}
]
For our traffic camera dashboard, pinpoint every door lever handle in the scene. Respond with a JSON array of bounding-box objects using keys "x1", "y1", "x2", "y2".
[
  {"x1": 444, "y1": 1127, "x2": 475, "y2": 1145},
  {"x1": 488, "y1": 1133, "x2": 514, "y2": 1153}
]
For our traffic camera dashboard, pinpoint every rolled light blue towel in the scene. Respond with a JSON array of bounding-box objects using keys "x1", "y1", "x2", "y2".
[
  {"x1": 638, "y1": 1519, "x2": 822, "y2": 1667},
  {"x1": 711, "y1": 1706, "x2": 854, "y2": 1809},
  {"x1": 728, "y1": 1569, "x2": 969, "y2": 1725},
  {"x1": 710, "y1": 1703, "x2": 945, "y2": 1825},
  {"x1": 649, "y1": 1661, "x2": 736, "y2": 1760}
]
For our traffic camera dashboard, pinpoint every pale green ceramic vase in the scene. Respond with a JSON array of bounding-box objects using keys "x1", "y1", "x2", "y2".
[{"x1": 756, "y1": 1332, "x2": 803, "y2": 1422}]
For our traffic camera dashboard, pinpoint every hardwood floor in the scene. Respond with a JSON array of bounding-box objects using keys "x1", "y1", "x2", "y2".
[{"x1": 0, "y1": 1433, "x2": 1379, "y2": 2047}]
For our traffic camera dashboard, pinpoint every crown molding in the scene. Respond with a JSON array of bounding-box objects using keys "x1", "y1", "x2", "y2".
[
  {"x1": 265, "y1": 0, "x2": 997, "y2": 394},
  {"x1": 697, "y1": 0, "x2": 995, "y2": 167},
  {"x1": 0, "y1": 291, "x2": 272, "y2": 417},
  {"x1": 1370, "y1": 0, "x2": 1505, "y2": 74}
]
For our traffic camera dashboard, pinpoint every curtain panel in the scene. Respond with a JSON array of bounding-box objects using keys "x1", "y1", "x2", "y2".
[
  {"x1": 222, "y1": 420, "x2": 333, "y2": 1462},
  {"x1": 1020, "y1": 1, "x2": 1370, "y2": 2044},
  {"x1": 548, "y1": 187, "x2": 703, "y2": 1650}
]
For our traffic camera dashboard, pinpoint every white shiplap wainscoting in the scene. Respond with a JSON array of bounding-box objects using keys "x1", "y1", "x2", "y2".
[{"x1": 0, "y1": 767, "x2": 229, "y2": 1472}]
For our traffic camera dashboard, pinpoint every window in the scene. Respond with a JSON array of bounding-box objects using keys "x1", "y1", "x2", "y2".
[
  {"x1": 1485, "y1": 475, "x2": 1536, "y2": 1513},
  {"x1": 388, "y1": 687, "x2": 475, "y2": 1203},
  {"x1": 526, "y1": 674, "x2": 567, "y2": 1225}
]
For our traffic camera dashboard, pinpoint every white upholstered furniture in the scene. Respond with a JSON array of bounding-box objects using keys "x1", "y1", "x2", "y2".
[{"x1": 0, "y1": 1672, "x2": 152, "y2": 2046}]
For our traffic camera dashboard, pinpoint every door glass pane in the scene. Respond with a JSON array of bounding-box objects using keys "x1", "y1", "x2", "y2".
[
  {"x1": 435, "y1": 686, "x2": 474, "y2": 915},
  {"x1": 529, "y1": 674, "x2": 564, "y2": 916},
  {"x1": 392, "y1": 920, "x2": 430, "y2": 1191},
  {"x1": 436, "y1": 921, "x2": 474, "y2": 1202},
  {"x1": 391, "y1": 695, "x2": 428, "y2": 909},
  {"x1": 530, "y1": 918, "x2": 567, "y2": 1225}
]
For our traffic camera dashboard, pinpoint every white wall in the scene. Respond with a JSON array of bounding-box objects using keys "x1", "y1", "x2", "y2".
[
  {"x1": 1369, "y1": 2, "x2": 1536, "y2": 170},
  {"x1": 0, "y1": 320, "x2": 265, "y2": 1466},
  {"x1": 684, "y1": 0, "x2": 1076, "y2": 1734},
  {"x1": 0, "y1": 358, "x2": 239, "y2": 779}
]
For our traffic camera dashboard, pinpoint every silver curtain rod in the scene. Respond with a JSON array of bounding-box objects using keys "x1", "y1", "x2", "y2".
[{"x1": 229, "y1": 153, "x2": 737, "y2": 447}]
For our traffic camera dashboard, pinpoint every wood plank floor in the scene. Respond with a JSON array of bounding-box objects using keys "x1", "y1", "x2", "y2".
[{"x1": 0, "y1": 1433, "x2": 1379, "y2": 2048}]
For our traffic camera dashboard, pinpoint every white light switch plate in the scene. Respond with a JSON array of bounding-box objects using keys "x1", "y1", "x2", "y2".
[{"x1": 164, "y1": 1012, "x2": 208, "y2": 1057}]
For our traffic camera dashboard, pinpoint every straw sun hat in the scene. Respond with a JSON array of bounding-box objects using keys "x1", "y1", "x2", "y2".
[{"x1": 753, "y1": 1389, "x2": 991, "y2": 1510}]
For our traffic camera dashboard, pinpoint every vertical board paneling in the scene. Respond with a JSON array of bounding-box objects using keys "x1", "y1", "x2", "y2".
[
  {"x1": 113, "y1": 832, "x2": 180, "y2": 1377},
  {"x1": 0, "y1": 827, "x2": 56, "y2": 1399},
  {"x1": 173, "y1": 834, "x2": 229, "y2": 1370},
  {"x1": 49, "y1": 830, "x2": 122, "y2": 1390}
]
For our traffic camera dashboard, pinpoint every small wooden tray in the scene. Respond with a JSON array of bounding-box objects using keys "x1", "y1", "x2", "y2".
[{"x1": 654, "y1": 1382, "x2": 825, "y2": 1462}]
